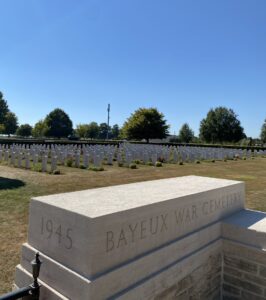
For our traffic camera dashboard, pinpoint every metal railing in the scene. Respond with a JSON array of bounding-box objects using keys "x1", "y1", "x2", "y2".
[{"x1": 0, "y1": 253, "x2": 42, "y2": 300}]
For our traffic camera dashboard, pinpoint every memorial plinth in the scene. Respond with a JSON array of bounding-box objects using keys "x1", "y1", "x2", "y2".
[{"x1": 15, "y1": 176, "x2": 245, "y2": 299}]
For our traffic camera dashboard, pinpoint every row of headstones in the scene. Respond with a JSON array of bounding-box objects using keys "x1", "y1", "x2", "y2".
[
  {"x1": 0, "y1": 149, "x2": 55, "y2": 172},
  {"x1": 0, "y1": 143, "x2": 266, "y2": 172},
  {"x1": 0, "y1": 145, "x2": 117, "y2": 172}
]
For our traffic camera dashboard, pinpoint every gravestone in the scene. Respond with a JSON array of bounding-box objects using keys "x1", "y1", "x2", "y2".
[{"x1": 14, "y1": 176, "x2": 250, "y2": 300}]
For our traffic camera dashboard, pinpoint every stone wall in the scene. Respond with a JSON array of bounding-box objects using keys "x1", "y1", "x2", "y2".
[
  {"x1": 154, "y1": 252, "x2": 222, "y2": 300},
  {"x1": 222, "y1": 240, "x2": 266, "y2": 300}
]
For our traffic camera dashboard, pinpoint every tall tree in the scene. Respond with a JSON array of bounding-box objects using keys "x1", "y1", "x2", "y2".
[
  {"x1": 87, "y1": 122, "x2": 99, "y2": 139},
  {"x1": 179, "y1": 123, "x2": 194, "y2": 143},
  {"x1": 199, "y1": 107, "x2": 245, "y2": 143},
  {"x1": 0, "y1": 92, "x2": 9, "y2": 124},
  {"x1": 16, "y1": 124, "x2": 33, "y2": 137},
  {"x1": 122, "y1": 107, "x2": 169, "y2": 142},
  {"x1": 44, "y1": 108, "x2": 73, "y2": 138},
  {"x1": 111, "y1": 124, "x2": 120, "y2": 139},
  {"x1": 98, "y1": 123, "x2": 111, "y2": 139},
  {"x1": 76, "y1": 124, "x2": 89, "y2": 139},
  {"x1": 260, "y1": 119, "x2": 266, "y2": 143},
  {"x1": 32, "y1": 120, "x2": 48, "y2": 137},
  {"x1": 4, "y1": 112, "x2": 18, "y2": 136}
]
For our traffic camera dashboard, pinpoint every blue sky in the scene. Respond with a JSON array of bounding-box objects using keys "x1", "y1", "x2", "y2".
[{"x1": 0, "y1": 0, "x2": 265, "y2": 137}]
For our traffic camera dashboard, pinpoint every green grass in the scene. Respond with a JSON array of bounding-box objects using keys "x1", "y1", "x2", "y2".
[{"x1": 1, "y1": 157, "x2": 266, "y2": 293}]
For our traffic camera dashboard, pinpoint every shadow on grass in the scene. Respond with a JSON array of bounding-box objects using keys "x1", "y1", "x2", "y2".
[{"x1": 0, "y1": 177, "x2": 25, "y2": 190}]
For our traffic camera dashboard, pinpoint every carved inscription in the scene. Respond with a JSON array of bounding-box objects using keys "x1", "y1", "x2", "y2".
[
  {"x1": 106, "y1": 191, "x2": 243, "y2": 253},
  {"x1": 41, "y1": 217, "x2": 73, "y2": 249},
  {"x1": 106, "y1": 214, "x2": 168, "y2": 252}
]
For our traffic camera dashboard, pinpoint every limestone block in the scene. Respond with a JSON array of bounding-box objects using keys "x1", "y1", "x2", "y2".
[
  {"x1": 222, "y1": 209, "x2": 266, "y2": 249},
  {"x1": 27, "y1": 176, "x2": 245, "y2": 278},
  {"x1": 19, "y1": 222, "x2": 221, "y2": 300}
]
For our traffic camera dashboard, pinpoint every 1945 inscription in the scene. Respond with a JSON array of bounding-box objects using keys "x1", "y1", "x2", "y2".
[
  {"x1": 41, "y1": 217, "x2": 73, "y2": 250},
  {"x1": 106, "y1": 191, "x2": 242, "y2": 252}
]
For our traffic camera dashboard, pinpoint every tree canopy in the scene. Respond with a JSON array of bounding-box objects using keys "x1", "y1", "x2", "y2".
[
  {"x1": 122, "y1": 107, "x2": 169, "y2": 142},
  {"x1": 76, "y1": 124, "x2": 90, "y2": 139},
  {"x1": 199, "y1": 107, "x2": 245, "y2": 143},
  {"x1": 44, "y1": 108, "x2": 73, "y2": 138},
  {"x1": 0, "y1": 92, "x2": 9, "y2": 124},
  {"x1": 260, "y1": 119, "x2": 266, "y2": 143},
  {"x1": 16, "y1": 124, "x2": 33, "y2": 137},
  {"x1": 111, "y1": 124, "x2": 120, "y2": 139},
  {"x1": 179, "y1": 123, "x2": 194, "y2": 143},
  {"x1": 4, "y1": 112, "x2": 18, "y2": 135},
  {"x1": 87, "y1": 122, "x2": 99, "y2": 139},
  {"x1": 32, "y1": 120, "x2": 48, "y2": 137},
  {"x1": 98, "y1": 123, "x2": 111, "y2": 139},
  {"x1": 0, "y1": 91, "x2": 18, "y2": 135}
]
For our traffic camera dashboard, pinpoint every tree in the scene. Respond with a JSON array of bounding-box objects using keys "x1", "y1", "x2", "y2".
[
  {"x1": 98, "y1": 123, "x2": 111, "y2": 139},
  {"x1": 87, "y1": 122, "x2": 99, "y2": 139},
  {"x1": 111, "y1": 124, "x2": 120, "y2": 139},
  {"x1": 179, "y1": 123, "x2": 194, "y2": 143},
  {"x1": 4, "y1": 112, "x2": 18, "y2": 135},
  {"x1": 260, "y1": 119, "x2": 266, "y2": 143},
  {"x1": 44, "y1": 108, "x2": 73, "y2": 138},
  {"x1": 199, "y1": 107, "x2": 245, "y2": 143},
  {"x1": 122, "y1": 107, "x2": 169, "y2": 142},
  {"x1": 32, "y1": 120, "x2": 48, "y2": 137},
  {"x1": 76, "y1": 124, "x2": 90, "y2": 139},
  {"x1": 16, "y1": 124, "x2": 33, "y2": 137},
  {"x1": 0, "y1": 92, "x2": 9, "y2": 124},
  {"x1": 0, "y1": 91, "x2": 18, "y2": 135}
]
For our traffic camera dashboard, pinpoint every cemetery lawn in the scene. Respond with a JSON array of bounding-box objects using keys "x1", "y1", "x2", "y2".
[{"x1": 1, "y1": 157, "x2": 266, "y2": 293}]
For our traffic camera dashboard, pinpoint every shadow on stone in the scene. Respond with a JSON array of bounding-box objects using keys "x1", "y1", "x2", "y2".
[{"x1": 0, "y1": 177, "x2": 25, "y2": 190}]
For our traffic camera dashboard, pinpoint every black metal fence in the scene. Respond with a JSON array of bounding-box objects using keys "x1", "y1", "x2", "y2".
[{"x1": 0, "y1": 253, "x2": 42, "y2": 300}]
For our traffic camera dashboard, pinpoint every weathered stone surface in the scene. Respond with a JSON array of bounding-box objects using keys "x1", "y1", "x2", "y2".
[
  {"x1": 241, "y1": 290, "x2": 266, "y2": 300},
  {"x1": 223, "y1": 266, "x2": 242, "y2": 278},
  {"x1": 243, "y1": 273, "x2": 266, "y2": 287},
  {"x1": 259, "y1": 265, "x2": 266, "y2": 278},
  {"x1": 223, "y1": 295, "x2": 240, "y2": 300},
  {"x1": 224, "y1": 255, "x2": 258, "y2": 274},
  {"x1": 224, "y1": 274, "x2": 263, "y2": 295},
  {"x1": 115, "y1": 241, "x2": 222, "y2": 300},
  {"x1": 223, "y1": 283, "x2": 241, "y2": 295},
  {"x1": 223, "y1": 240, "x2": 266, "y2": 265}
]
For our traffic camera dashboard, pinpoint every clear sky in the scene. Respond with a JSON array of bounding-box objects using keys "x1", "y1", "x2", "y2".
[{"x1": 0, "y1": 0, "x2": 265, "y2": 137}]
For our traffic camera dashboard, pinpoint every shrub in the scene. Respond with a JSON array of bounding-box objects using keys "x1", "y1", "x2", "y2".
[
  {"x1": 79, "y1": 165, "x2": 86, "y2": 169},
  {"x1": 129, "y1": 163, "x2": 137, "y2": 169},
  {"x1": 146, "y1": 161, "x2": 153, "y2": 166},
  {"x1": 53, "y1": 169, "x2": 61, "y2": 175},
  {"x1": 179, "y1": 161, "x2": 183, "y2": 165},
  {"x1": 66, "y1": 158, "x2": 73, "y2": 167},
  {"x1": 32, "y1": 164, "x2": 42, "y2": 172},
  {"x1": 242, "y1": 157, "x2": 247, "y2": 160},
  {"x1": 195, "y1": 160, "x2": 200, "y2": 164},
  {"x1": 157, "y1": 156, "x2": 165, "y2": 163},
  {"x1": 155, "y1": 161, "x2": 162, "y2": 167},
  {"x1": 90, "y1": 166, "x2": 104, "y2": 171},
  {"x1": 211, "y1": 159, "x2": 215, "y2": 163},
  {"x1": 118, "y1": 162, "x2": 123, "y2": 167},
  {"x1": 134, "y1": 159, "x2": 141, "y2": 164}
]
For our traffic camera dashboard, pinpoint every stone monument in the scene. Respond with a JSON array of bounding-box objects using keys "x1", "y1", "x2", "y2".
[{"x1": 14, "y1": 176, "x2": 266, "y2": 299}]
